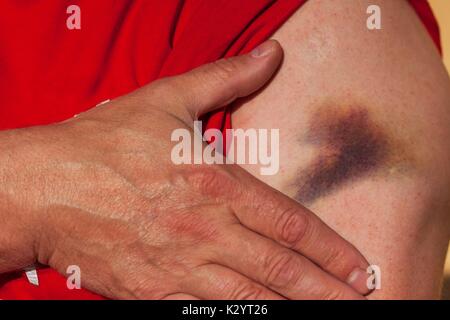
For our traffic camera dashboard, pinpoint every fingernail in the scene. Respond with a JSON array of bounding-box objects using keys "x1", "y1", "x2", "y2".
[
  {"x1": 250, "y1": 41, "x2": 275, "y2": 58},
  {"x1": 346, "y1": 267, "x2": 371, "y2": 295}
]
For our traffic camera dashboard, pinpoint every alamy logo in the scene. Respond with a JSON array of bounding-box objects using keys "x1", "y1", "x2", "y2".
[
  {"x1": 367, "y1": 265, "x2": 382, "y2": 290},
  {"x1": 367, "y1": 5, "x2": 381, "y2": 30},
  {"x1": 66, "y1": 265, "x2": 82, "y2": 290},
  {"x1": 171, "y1": 121, "x2": 280, "y2": 175},
  {"x1": 67, "y1": 5, "x2": 81, "y2": 30}
]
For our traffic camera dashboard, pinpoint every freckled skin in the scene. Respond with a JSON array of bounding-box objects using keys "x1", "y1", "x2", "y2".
[{"x1": 295, "y1": 106, "x2": 391, "y2": 204}]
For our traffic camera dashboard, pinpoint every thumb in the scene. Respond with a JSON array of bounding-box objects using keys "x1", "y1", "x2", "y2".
[{"x1": 162, "y1": 40, "x2": 283, "y2": 119}]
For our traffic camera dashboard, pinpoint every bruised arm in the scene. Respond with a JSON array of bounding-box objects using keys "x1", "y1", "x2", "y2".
[
  {"x1": 293, "y1": 105, "x2": 411, "y2": 204},
  {"x1": 232, "y1": 0, "x2": 450, "y2": 299}
]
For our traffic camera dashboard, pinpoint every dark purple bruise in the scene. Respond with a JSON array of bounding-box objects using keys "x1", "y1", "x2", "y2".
[{"x1": 295, "y1": 107, "x2": 389, "y2": 204}]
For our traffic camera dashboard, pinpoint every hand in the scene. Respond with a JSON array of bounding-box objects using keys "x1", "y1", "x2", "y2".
[{"x1": 2, "y1": 40, "x2": 371, "y2": 299}]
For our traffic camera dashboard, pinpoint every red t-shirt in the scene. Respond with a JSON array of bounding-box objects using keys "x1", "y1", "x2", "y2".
[{"x1": 0, "y1": 0, "x2": 441, "y2": 300}]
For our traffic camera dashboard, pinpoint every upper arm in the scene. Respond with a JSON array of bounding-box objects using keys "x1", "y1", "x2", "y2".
[{"x1": 232, "y1": 0, "x2": 450, "y2": 298}]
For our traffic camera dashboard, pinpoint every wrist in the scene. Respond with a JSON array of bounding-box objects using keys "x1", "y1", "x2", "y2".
[{"x1": 0, "y1": 127, "x2": 55, "y2": 272}]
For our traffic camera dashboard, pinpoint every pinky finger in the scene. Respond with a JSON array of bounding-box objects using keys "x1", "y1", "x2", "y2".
[{"x1": 182, "y1": 264, "x2": 285, "y2": 300}]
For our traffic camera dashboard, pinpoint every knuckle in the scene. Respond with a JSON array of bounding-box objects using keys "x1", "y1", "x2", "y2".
[
  {"x1": 265, "y1": 252, "x2": 302, "y2": 288},
  {"x1": 182, "y1": 166, "x2": 238, "y2": 199},
  {"x1": 321, "y1": 246, "x2": 348, "y2": 272},
  {"x1": 208, "y1": 59, "x2": 240, "y2": 101},
  {"x1": 275, "y1": 207, "x2": 309, "y2": 248},
  {"x1": 163, "y1": 210, "x2": 222, "y2": 243},
  {"x1": 210, "y1": 58, "x2": 239, "y2": 83},
  {"x1": 229, "y1": 282, "x2": 268, "y2": 300}
]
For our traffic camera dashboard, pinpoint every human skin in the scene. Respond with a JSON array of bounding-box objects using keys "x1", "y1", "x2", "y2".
[
  {"x1": 232, "y1": 0, "x2": 450, "y2": 299},
  {"x1": 0, "y1": 41, "x2": 371, "y2": 299}
]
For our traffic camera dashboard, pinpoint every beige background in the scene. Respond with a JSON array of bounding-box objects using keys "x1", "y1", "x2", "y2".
[{"x1": 428, "y1": 0, "x2": 450, "y2": 300}]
